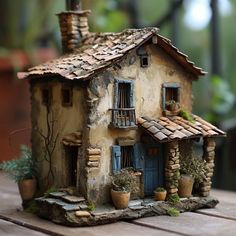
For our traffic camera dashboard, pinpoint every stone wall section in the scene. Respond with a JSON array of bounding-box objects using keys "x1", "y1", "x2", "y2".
[
  {"x1": 165, "y1": 141, "x2": 180, "y2": 195},
  {"x1": 200, "y1": 138, "x2": 216, "y2": 197},
  {"x1": 86, "y1": 148, "x2": 101, "y2": 168}
]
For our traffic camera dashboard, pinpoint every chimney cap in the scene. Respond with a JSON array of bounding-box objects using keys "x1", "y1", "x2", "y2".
[{"x1": 57, "y1": 9, "x2": 91, "y2": 16}]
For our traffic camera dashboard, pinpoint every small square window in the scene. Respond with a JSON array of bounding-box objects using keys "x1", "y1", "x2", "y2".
[
  {"x1": 41, "y1": 87, "x2": 51, "y2": 106},
  {"x1": 140, "y1": 55, "x2": 149, "y2": 67},
  {"x1": 121, "y1": 146, "x2": 133, "y2": 169},
  {"x1": 61, "y1": 87, "x2": 72, "y2": 106},
  {"x1": 162, "y1": 83, "x2": 180, "y2": 112}
]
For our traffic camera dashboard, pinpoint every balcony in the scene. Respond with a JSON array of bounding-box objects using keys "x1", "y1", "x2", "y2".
[{"x1": 109, "y1": 108, "x2": 137, "y2": 129}]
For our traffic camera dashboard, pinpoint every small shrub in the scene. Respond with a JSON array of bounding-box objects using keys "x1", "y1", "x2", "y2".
[
  {"x1": 180, "y1": 155, "x2": 206, "y2": 184},
  {"x1": 87, "y1": 201, "x2": 95, "y2": 211},
  {"x1": 0, "y1": 145, "x2": 36, "y2": 182},
  {"x1": 112, "y1": 169, "x2": 137, "y2": 192},
  {"x1": 167, "y1": 207, "x2": 180, "y2": 217},
  {"x1": 179, "y1": 109, "x2": 195, "y2": 123},
  {"x1": 167, "y1": 193, "x2": 180, "y2": 204},
  {"x1": 155, "y1": 187, "x2": 166, "y2": 192}
]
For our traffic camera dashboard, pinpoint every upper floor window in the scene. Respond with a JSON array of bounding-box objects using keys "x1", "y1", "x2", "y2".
[
  {"x1": 140, "y1": 55, "x2": 149, "y2": 67},
  {"x1": 41, "y1": 87, "x2": 51, "y2": 106},
  {"x1": 162, "y1": 83, "x2": 180, "y2": 112},
  {"x1": 61, "y1": 86, "x2": 73, "y2": 106},
  {"x1": 137, "y1": 46, "x2": 149, "y2": 68},
  {"x1": 110, "y1": 80, "x2": 136, "y2": 128}
]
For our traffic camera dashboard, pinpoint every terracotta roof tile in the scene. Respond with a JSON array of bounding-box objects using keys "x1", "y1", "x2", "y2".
[
  {"x1": 19, "y1": 27, "x2": 206, "y2": 80},
  {"x1": 154, "y1": 132, "x2": 168, "y2": 141},
  {"x1": 138, "y1": 114, "x2": 226, "y2": 143},
  {"x1": 142, "y1": 122, "x2": 152, "y2": 129},
  {"x1": 147, "y1": 126, "x2": 160, "y2": 134},
  {"x1": 150, "y1": 121, "x2": 164, "y2": 130}
]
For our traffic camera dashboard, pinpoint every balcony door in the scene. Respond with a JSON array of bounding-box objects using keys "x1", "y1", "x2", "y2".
[{"x1": 111, "y1": 80, "x2": 136, "y2": 128}]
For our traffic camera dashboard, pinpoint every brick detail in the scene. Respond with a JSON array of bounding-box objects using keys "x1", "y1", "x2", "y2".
[{"x1": 86, "y1": 147, "x2": 101, "y2": 168}]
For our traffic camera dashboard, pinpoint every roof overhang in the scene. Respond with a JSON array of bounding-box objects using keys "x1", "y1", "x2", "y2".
[{"x1": 137, "y1": 115, "x2": 226, "y2": 143}]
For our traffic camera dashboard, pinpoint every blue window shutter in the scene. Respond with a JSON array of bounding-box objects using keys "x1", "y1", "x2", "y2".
[
  {"x1": 133, "y1": 143, "x2": 144, "y2": 171},
  {"x1": 112, "y1": 145, "x2": 121, "y2": 173}
]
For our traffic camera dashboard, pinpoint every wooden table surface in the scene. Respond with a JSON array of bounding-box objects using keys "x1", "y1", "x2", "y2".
[{"x1": 1, "y1": 171, "x2": 236, "y2": 236}]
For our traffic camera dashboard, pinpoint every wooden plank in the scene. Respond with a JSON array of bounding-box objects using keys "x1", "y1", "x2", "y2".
[
  {"x1": 0, "y1": 212, "x2": 179, "y2": 236},
  {"x1": 196, "y1": 201, "x2": 236, "y2": 221},
  {"x1": 133, "y1": 212, "x2": 236, "y2": 236},
  {"x1": 0, "y1": 219, "x2": 48, "y2": 236}
]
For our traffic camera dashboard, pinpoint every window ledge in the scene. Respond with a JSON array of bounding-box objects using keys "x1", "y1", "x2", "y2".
[
  {"x1": 109, "y1": 124, "x2": 138, "y2": 130},
  {"x1": 163, "y1": 109, "x2": 180, "y2": 117}
]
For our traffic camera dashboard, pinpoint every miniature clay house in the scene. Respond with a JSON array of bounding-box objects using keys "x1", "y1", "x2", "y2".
[{"x1": 18, "y1": 3, "x2": 226, "y2": 206}]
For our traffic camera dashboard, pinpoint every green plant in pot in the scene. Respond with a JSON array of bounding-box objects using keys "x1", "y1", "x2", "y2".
[
  {"x1": 0, "y1": 145, "x2": 37, "y2": 202},
  {"x1": 154, "y1": 187, "x2": 167, "y2": 201},
  {"x1": 179, "y1": 155, "x2": 206, "y2": 198},
  {"x1": 111, "y1": 169, "x2": 137, "y2": 209}
]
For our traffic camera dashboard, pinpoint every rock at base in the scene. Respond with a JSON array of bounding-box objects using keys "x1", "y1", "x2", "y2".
[{"x1": 75, "y1": 211, "x2": 91, "y2": 217}]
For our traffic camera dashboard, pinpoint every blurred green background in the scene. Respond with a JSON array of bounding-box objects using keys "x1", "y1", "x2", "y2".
[{"x1": 0, "y1": 0, "x2": 235, "y2": 189}]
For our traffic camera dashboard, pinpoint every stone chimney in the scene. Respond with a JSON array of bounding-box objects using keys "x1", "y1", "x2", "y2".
[{"x1": 57, "y1": 0, "x2": 91, "y2": 53}]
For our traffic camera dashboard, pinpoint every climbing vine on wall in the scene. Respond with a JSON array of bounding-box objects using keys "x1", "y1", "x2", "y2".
[{"x1": 36, "y1": 107, "x2": 59, "y2": 188}]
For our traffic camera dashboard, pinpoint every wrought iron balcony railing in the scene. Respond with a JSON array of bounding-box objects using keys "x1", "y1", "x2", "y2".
[{"x1": 109, "y1": 108, "x2": 137, "y2": 129}]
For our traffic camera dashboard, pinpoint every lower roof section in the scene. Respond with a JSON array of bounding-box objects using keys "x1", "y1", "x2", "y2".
[{"x1": 137, "y1": 114, "x2": 226, "y2": 143}]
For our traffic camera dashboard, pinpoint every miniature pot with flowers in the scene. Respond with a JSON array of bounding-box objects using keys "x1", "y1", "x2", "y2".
[
  {"x1": 0, "y1": 145, "x2": 37, "y2": 202},
  {"x1": 154, "y1": 187, "x2": 167, "y2": 201},
  {"x1": 111, "y1": 169, "x2": 137, "y2": 209},
  {"x1": 166, "y1": 100, "x2": 180, "y2": 112},
  {"x1": 179, "y1": 155, "x2": 206, "y2": 198}
]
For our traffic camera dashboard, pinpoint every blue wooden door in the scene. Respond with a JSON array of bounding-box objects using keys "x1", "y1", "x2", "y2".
[{"x1": 144, "y1": 144, "x2": 164, "y2": 196}]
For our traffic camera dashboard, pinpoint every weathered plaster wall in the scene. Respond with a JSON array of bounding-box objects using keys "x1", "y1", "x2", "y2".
[
  {"x1": 86, "y1": 42, "x2": 194, "y2": 203},
  {"x1": 31, "y1": 79, "x2": 87, "y2": 192}
]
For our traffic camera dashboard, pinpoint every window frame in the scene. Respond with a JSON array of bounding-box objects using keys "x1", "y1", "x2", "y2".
[
  {"x1": 162, "y1": 83, "x2": 180, "y2": 110},
  {"x1": 111, "y1": 143, "x2": 144, "y2": 173},
  {"x1": 114, "y1": 79, "x2": 134, "y2": 109},
  {"x1": 140, "y1": 55, "x2": 149, "y2": 68}
]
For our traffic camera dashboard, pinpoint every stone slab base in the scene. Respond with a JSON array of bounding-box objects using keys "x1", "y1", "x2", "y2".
[{"x1": 36, "y1": 196, "x2": 219, "y2": 227}]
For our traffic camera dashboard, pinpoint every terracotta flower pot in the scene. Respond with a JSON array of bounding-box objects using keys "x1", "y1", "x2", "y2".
[
  {"x1": 169, "y1": 103, "x2": 180, "y2": 112},
  {"x1": 154, "y1": 190, "x2": 167, "y2": 201},
  {"x1": 178, "y1": 175, "x2": 194, "y2": 198},
  {"x1": 111, "y1": 189, "x2": 130, "y2": 209},
  {"x1": 18, "y1": 178, "x2": 37, "y2": 201}
]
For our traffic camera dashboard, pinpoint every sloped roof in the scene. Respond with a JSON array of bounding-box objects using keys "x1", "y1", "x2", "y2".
[
  {"x1": 137, "y1": 115, "x2": 226, "y2": 143},
  {"x1": 18, "y1": 27, "x2": 206, "y2": 80}
]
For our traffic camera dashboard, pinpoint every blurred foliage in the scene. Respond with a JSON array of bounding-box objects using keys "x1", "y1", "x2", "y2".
[
  {"x1": 205, "y1": 76, "x2": 234, "y2": 123},
  {"x1": 0, "y1": 0, "x2": 65, "y2": 52}
]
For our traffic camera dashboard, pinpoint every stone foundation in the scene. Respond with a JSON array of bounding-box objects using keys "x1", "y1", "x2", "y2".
[
  {"x1": 200, "y1": 138, "x2": 216, "y2": 197},
  {"x1": 165, "y1": 141, "x2": 180, "y2": 196},
  {"x1": 36, "y1": 194, "x2": 219, "y2": 227}
]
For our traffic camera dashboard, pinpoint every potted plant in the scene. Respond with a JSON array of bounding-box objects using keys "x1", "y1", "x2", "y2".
[
  {"x1": 154, "y1": 187, "x2": 167, "y2": 201},
  {"x1": 166, "y1": 100, "x2": 180, "y2": 112},
  {"x1": 0, "y1": 145, "x2": 37, "y2": 201},
  {"x1": 178, "y1": 155, "x2": 206, "y2": 197},
  {"x1": 111, "y1": 169, "x2": 137, "y2": 209}
]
